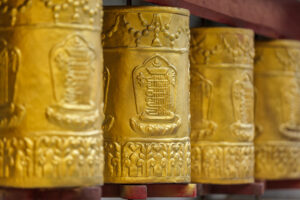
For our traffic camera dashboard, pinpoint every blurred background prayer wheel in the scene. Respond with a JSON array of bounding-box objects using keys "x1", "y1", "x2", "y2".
[
  {"x1": 102, "y1": 6, "x2": 191, "y2": 183},
  {"x1": 0, "y1": 0, "x2": 104, "y2": 188},
  {"x1": 255, "y1": 40, "x2": 300, "y2": 180},
  {"x1": 190, "y1": 27, "x2": 255, "y2": 184}
]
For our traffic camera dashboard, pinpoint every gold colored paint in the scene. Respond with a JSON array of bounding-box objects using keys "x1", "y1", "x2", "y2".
[
  {"x1": 255, "y1": 40, "x2": 300, "y2": 180},
  {"x1": 190, "y1": 28, "x2": 255, "y2": 184},
  {"x1": 0, "y1": 0, "x2": 104, "y2": 188},
  {"x1": 102, "y1": 6, "x2": 191, "y2": 183}
]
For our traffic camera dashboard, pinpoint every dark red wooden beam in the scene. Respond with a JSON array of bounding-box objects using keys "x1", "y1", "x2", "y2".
[
  {"x1": 145, "y1": 0, "x2": 300, "y2": 40},
  {"x1": 198, "y1": 182, "x2": 265, "y2": 196},
  {"x1": 266, "y1": 180, "x2": 300, "y2": 190},
  {"x1": 102, "y1": 184, "x2": 197, "y2": 199},
  {"x1": 1, "y1": 187, "x2": 102, "y2": 200}
]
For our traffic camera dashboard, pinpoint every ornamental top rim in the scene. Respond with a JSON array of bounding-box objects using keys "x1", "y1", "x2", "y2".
[
  {"x1": 256, "y1": 39, "x2": 300, "y2": 48},
  {"x1": 104, "y1": 6, "x2": 190, "y2": 16}
]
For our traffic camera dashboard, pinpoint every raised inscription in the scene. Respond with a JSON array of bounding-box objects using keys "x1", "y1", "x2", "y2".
[
  {"x1": 130, "y1": 55, "x2": 181, "y2": 136},
  {"x1": 46, "y1": 34, "x2": 99, "y2": 130}
]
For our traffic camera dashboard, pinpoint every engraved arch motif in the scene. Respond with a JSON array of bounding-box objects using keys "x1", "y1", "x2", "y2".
[
  {"x1": 190, "y1": 69, "x2": 217, "y2": 140},
  {"x1": 130, "y1": 55, "x2": 181, "y2": 136},
  {"x1": 280, "y1": 77, "x2": 300, "y2": 140},
  {"x1": 231, "y1": 73, "x2": 254, "y2": 141},
  {"x1": 0, "y1": 39, "x2": 25, "y2": 129},
  {"x1": 102, "y1": 67, "x2": 114, "y2": 132},
  {"x1": 46, "y1": 34, "x2": 99, "y2": 130}
]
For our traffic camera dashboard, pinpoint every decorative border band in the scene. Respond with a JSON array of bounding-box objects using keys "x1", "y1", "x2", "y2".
[
  {"x1": 191, "y1": 142, "x2": 254, "y2": 184},
  {"x1": 0, "y1": 133, "x2": 103, "y2": 188},
  {"x1": 256, "y1": 141, "x2": 300, "y2": 180},
  {"x1": 104, "y1": 138, "x2": 191, "y2": 183}
]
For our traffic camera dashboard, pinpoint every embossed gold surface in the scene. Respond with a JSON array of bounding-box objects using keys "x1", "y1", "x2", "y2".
[
  {"x1": 0, "y1": 0, "x2": 104, "y2": 188},
  {"x1": 102, "y1": 6, "x2": 191, "y2": 183},
  {"x1": 190, "y1": 28, "x2": 255, "y2": 184},
  {"x1": 255, "y1": 40, "x2": 300, "y2": 180}
]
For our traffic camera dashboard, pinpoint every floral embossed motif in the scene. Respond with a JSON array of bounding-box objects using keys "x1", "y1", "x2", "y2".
[
  {"x1": 192, "y1": 144, "x2": 254, "y2": 180},
  {"x1": 130, "y1": 55, "x2": 181, "y2": 136},
  {"x1": 0, "y1": 135, "x2": 102, "y2": 179},
  {"x1": 104, "y1": 140, "x2": 191, "y2": 179}
]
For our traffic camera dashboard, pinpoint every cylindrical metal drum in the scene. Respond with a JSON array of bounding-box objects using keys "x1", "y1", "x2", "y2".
[
  {"x1": 102, "y1": 6, "x2": 191, "y2": 183},
  {"x1": 190, "y1": 28, "x2": 255, "y2": 184},
  {"x1": 0, "y1": 0, "x2": 104, "y2": 188},
  {"x1": 255, "y1": 40, "x2": 300, "y2": 180}
]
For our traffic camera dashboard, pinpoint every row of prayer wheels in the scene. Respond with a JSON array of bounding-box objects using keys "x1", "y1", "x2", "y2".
[{"x1": 0, "y1": 1, "x2": 299, "y2": 189}]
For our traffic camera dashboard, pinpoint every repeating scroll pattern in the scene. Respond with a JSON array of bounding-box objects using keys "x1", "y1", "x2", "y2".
[
  {"x1": 256, "y1": 142, "x2": 300, "y2": 179},
  {"x1": 191, "y1": 143, "x2": 254, "y2": 181},
  {"x1": 104, "y1": 139, "x2": 191, "y2": 180},
  {"x1": 0, "y1": 135, "x2": 103, "y2": 180}
]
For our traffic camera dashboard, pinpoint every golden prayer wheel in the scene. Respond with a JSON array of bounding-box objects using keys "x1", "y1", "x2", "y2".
[
  {"x1": 102, "y1": 6, "x2": 191, "y2": 183},
  {"x1": 255, "y1": 40, "x2": 300, "y2": 180},
  {"x1": 0, "y1": 0, "x2": 104, "y2": 188},
  {"x1": 190, "y1": 28, "x2": 255, "y2": 184}
]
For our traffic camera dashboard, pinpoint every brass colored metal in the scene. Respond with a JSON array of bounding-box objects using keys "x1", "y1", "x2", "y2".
[
  {"x1": 0, "y1": 0, "x2": 104, "y2": 188},
  {"x1": 255, "y1": 40, "x2": 300, "y2": 180},
  {"x1": 102, "y1": 6, "x2": 191, "y2": 183},
  {"x1": 190, "y1": 28, "x2": 255, "y2": 184}
]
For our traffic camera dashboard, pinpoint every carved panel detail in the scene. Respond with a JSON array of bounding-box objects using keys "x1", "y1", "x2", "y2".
[
  {"x1": 104, "y1": 139, "x2": 191, "y2": 179},
  {"x1": 280, "y1": 78, "x2": 300, "y2": 139},
  {"x1": 190, "y1": 69, "x2": 217, "y2": 140},
  {"x1": 191, "y1": 143, "x2": 254, "y2": 181},
  {"x1": 102, "y1": 67, "x2": 114, "y2": 132},
  {"x1": 256, "y1": 142, "x2": 300, "y2": 179},
  {"x1": 231, "y1": 73, "x2": 254, "y2": 142},
  {"x1": 0, "y1": 39, "x2": 25, "y2": 129},
  {"x1": 46, "y1": 34, "x2": 99, "y2": 130},
  {"x1": 130, "y1": 55, "x2": 181, "y2": 136},
  {"x1": 0, "y1": 134, "x2": 103, "y2": 180}
]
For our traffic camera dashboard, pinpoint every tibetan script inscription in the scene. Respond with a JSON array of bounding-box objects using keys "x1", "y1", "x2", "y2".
[
  {"x1": 130, "y1": 55, "x2": 181, "y2": 136},
  {"x1": 46, "y1": 34, "x2": 99, "y2": 130}
]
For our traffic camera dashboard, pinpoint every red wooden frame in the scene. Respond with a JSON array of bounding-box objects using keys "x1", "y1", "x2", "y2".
[
  {"x1": 145, "y1": 0, "x2": 300, "y2": 40},
  {"x1": 102, "y1": 184, "x2": 197, "y2": 199}
]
